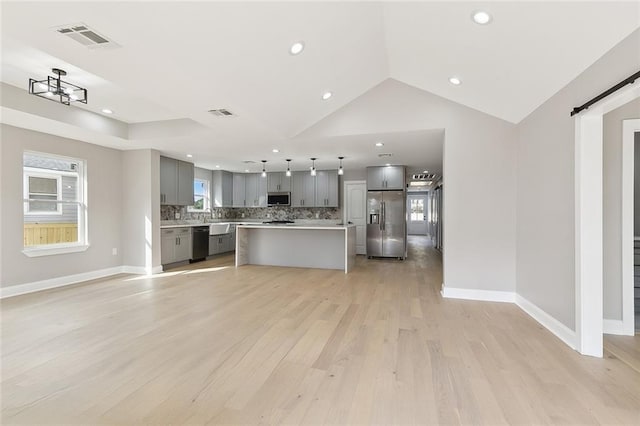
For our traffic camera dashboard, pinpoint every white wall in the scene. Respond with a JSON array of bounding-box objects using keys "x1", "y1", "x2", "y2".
[
  {"x1": 636, "y1": 132, "x2": 640, "y2": 235},
  {"x1": 0, "y1": 124, "x2": 123, "y2": 287},
  {"x1": 121, "y1": 149, "x2": 161, "y2": 273},
  {"x1": 603, "y1": 98, "x2": 640, "y2": 321},
  {"x1": 299, "y1": 78, "x2": 517, "y2": 293},
  {"x1": 516, "y1": 29, "x2": 640, "y2": 330}
]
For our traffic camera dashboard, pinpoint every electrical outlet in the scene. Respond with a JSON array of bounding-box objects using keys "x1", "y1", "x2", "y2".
[
  {"x1": 112, "y1": 248, "x2": 118, "y2": 255},
  {"x1": 315, "y1": 212, "x2": 320, "y2": 219},
  {"x1": 241, "y1": 212, "x2": 245, "y2": 218},
  {"x1": 266, "y1": 213, "x2": 271, "y2": 218},
  {"x1": 175, "y1": 212, "x2": 180, "y2": 219}
]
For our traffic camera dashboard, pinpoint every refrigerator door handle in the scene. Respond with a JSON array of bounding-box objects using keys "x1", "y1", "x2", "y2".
[{"x1": 381, "y1": 202, "x2": 385, "y2": 231}]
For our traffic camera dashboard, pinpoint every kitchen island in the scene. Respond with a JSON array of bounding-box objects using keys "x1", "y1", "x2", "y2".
[{"x1": 235, "y1": 223, "x2": 356, "y2": 273}]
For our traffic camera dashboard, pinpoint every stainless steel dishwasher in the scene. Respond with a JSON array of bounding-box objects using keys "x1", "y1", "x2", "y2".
[{"x1": 191, "y1": 226, "x2": 209, "y2": 262}]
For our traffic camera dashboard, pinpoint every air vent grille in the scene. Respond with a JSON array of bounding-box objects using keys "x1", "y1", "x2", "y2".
[
  {"x1": 377, "y1": 153, "x2": 393, "y2": 158},
  {"x1": 412, "y1": 173, "x2": 437, "y2": 180},
  {"x1": 242, "y1": 160, "x2": 256, "y2": 164},
  {"x1": 54, "y1": 23, "x2": 117, "y2": 49},
  {"x1": 208, "y1": 108, "x2": 235, "y2": 117}
]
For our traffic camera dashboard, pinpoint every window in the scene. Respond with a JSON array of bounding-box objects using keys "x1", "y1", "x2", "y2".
[
  {"x1": 188, "y1": 178, "x2": 210, "y2": 212},
  {"x1": 23, "y1": 152, "x2": 88, "y2": 256},
  {"x1": 410, "y1": 198, "x2": 425, "y2": 221}
]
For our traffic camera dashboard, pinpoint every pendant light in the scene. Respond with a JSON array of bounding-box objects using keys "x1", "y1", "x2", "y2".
[
  {"x1": 337, "y1": 156, "x2": 344, "y2": 175},
  {"x1": 285, "y1": 159, "x2": 292, "y2": 177},
  {"x1": 310, "y1": 158, "x2": 317, "y2": 177},
  {"x1": 261, "y1": 160, "x2": 267, "y2": 178}
]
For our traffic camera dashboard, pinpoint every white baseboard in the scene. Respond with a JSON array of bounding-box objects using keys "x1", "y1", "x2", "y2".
[
  {"x1": 121, "y1": 265, "x2": 163, "y2": 275},
  {"x1": 515, "y1": 294, "x2": 577, "y2": 350},
  {"x1": 602, "y1": 319, "x2": 631, "y2": 335},
  {"x1": 0, "y1": 264, "x2": 162, "y2": 299},
  {"x1": 441, "y1": 285, "x2": 516, "y2": 303}
]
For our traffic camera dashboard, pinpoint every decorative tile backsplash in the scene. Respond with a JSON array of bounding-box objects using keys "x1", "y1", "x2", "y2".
[{"x1": 161, "y1": 205, "x2": 341, "y2": 221}]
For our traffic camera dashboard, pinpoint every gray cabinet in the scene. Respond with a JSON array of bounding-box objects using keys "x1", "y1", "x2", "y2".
[
  {"x1": 367, "y1": 166, "x2": 405, "y2": 190},
  {"x1": 315, "y1": 170, "x2": 339, "y2": 207},
  {"x1": 160, "y1": 156, "x2": 194, "y2": 206},
  {"x1": 291, "y1": 172, "x2": 316, "y2": 207},
  {"x1": 212, "y1": 170, "x2": 233, "y2": 207},
  {"x1": 161, "y1": 227, "x2": 192, "y2": 264},
  {"x1": 245, "y1": 174, "x2": 268, "y2": 207},
  {"x1": 160, "y1": 156, "x2": 178, "y2": 205},
  {"x1": 233, "y1": 174, "x2": 246, "y2": 207},
  {"x1": 267, "y1": 172, "x2": 291, "y2": 192},
  {"x1": 234, "y1": 173, "x2": 266, "y2": 207},
  {"x1": 208, "y1": 225, "x2": 236, "y2": 255}
]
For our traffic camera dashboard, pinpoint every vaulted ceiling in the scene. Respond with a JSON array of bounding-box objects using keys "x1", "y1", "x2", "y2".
[{"x1": 1, "y1": 1, "x2": 639, "y2": 175}]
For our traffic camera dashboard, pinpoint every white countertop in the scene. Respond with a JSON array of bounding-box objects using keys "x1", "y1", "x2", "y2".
[
  {"x1": 160, "y1": 219, "x2": 343, "y2": 229},
  {"x1": 237, "y1": 223, "x2": 354, "y2": 231},
  {"x1": 160, "y1": 221, "x2": 262, "y2": 229}
]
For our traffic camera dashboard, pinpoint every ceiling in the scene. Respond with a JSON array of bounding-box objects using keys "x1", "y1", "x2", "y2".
[{"x1": 1, "y1": 1, "x2": 639, "y2": 177}]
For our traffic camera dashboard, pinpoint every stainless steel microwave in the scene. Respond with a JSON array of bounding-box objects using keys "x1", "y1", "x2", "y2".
[{"x1": 267, "y1": 192, "x2": 290, "y2": 206}]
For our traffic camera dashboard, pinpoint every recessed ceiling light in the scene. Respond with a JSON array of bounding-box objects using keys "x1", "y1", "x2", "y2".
[
  {"x1": 215, "y1": 165, "x2": 220, "y2": 168},
  {"x1": 449, "y1": 77, "x2": 461, "y2": 85},
  {"x1": 289, "y1": 41, "x2": 305, "y2": 55},
  {"x1": 186, "y1": 154, "x2": 193, "y2": 158},
  {"x1": 375, "y1": 142, "x2": 384, "y2": 147},
  {"x1": 272, "y1": 148, "x2": 280, "y2": 153},
  {"x1": 385, "y1": 163, "x2": 391, "y2": 167},
  {"x1": 423, "y1": 170, "x2": 429, "y2": 173},
  {"x1": 245, "y1": 169, "x2": 250, "y2": 172},
  {"x1": 102, "y1": 108, "x2": 113, "y2": 114},
  {"x1": 322, "y1": 91, "x2": 333, "y2": 100},
  {"x1": 472, "y1": 10, "x2": 492, "y2": 25}
]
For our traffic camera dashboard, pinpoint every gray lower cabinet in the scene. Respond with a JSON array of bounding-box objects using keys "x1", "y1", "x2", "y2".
[
  {"x1": 161, "y1": 227, "x2": 192, "y2": 264},
  {"x1": 209, "y1": 231, "x2": 235, "y2": 255},
  {"x1": 160, "y1": 156, "x2": 195, "y2": 205}
]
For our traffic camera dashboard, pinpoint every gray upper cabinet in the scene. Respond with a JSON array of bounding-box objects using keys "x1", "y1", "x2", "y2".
[
  {"x1": 267, "y1": 172, "x2": 291, "y2": 192},
  {"x1": 212, "y1": 170, "x2": 233, "y2": 207},
  {"x1": 315, "y1": 170, "x2": 339, "y2": 207},
  {"x1": 160, "y1": 156, "x2": 194, "y2": 206},
  {"x1": 233, "y1": 173, "x2": 267, "y2": 207},
  {"x1": 160, "y1": 156, "x2": 178, "y2": 205},
  {"x1": 367, "y1": 166, "x2": 406, "y2": 190},
  {"x1": 291, "y1": 171, "x2": 316, "y2": 207},
  {"x1": 232, "y1": 173, "x2": 246, "y2": 207},
  {"x1": 177, "y1": 160, "x2": 195, "y2": 206}
]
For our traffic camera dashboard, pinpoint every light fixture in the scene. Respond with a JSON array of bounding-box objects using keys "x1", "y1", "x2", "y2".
[
  {"x1": 102, "y1": 108, "x2": 113, "y2": 114},
  {"x1": 385, "y1": 163, "x2": 391, "y2": 167},
  {"x1": 215, "y1": 165, "x2": 220, "y2": 168},
  {"x1": 310, "y1": 157, "x2": 317, "y2": 176},
  {"x1": 245, "y1": 169, "x2": 250, "y2": 172},
  {"x1": 28, "y1": 68, "x2": 87, "y2": 106},
  {"x1": 286, "y1": 159, "x2": 292, "y2": 177},
  {"x1": 472, "y1": 10, "x2": 492, "y2": 25},
  {"x1": 449, "y1": 77, "x2": 461, "y2": 85},
  {"x1": 261, "y1": 160, "x2": 267, "y2": 178},
  {"x1": 423, "y1": 170, "x2": 429, "y2": 173},
  {"x1": 322, "y1": 91, "x2": 333, "y2": 100},
  {"x1": 272, "y1": 148, "x2": 280, "y2": 153},
  {"x1": 186, "y1": 154, "x2": 193, "y2": 158},
  {"x1": 289, "y1": 41, "x2": 305, "y2": 55},
  {"x1": 375, "y1": 142, "x2": 384, "y2": 147},
  {"x1": 337, "y1": 156, "x2": 344, "y2": 176}
]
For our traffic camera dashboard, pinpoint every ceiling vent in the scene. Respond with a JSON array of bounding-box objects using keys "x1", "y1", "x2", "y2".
[
  {"x1": 242, "y1": 160, "x2": 256, "y2": 164},
  {"x1": 377, "y1": 153, "x2": 393, "y2": 158},
  {"x1": 54, "y1": 23, "x2": 118, "y2": 49},
  {"x1": 208, "y1": 108, "x2": 235, "y2": 117},
  {"x1": 412, "y1": 173, "x2": 437, "y2": 180}
]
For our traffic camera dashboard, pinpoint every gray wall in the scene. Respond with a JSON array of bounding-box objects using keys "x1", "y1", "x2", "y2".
[
  {"x1": 121, "y1": 149, "x2": 161, "y2": 272},
  {"x1": 636, "y1": 132, "x2": 640, "y2": 236},
  {"x1": 0, "y1": 124, "x2": 123, "y2": 287},
  {"x1": 603, "y1": 98, "x2": 640, "y2": 321},
  {"x1": 516, "y1": 29, "x2": 640, "y2": 330}
]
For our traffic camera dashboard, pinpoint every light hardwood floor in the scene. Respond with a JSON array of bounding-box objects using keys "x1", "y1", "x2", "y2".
[{"x1": 2, "y1": 236, "x2": 639, "y2": 424}]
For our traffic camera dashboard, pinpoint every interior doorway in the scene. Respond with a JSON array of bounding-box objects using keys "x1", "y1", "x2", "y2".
[{"x1": 407, "y1": 193, "x2": 428, "y2": 235}]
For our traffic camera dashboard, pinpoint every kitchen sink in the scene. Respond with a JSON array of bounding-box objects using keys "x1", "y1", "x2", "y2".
[{"x1": 209, "y1": 223, "x2": 230, "y2": 235}]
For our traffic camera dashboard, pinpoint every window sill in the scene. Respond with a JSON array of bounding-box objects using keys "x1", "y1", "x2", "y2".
[{"x1": 22, "y1": 244, "x2": 90, "y2": 258}]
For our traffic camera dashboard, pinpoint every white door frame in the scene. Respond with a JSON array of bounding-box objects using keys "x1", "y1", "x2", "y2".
[
  {"x1": 575, "y1": 82, "x2": 640, "y2": 357},
  {"x1": 343, "y1": 180, "x2": 367, "y2": 255},
  {"x1": 621, "y1": 119, "x2": 640, "y2": 335}
]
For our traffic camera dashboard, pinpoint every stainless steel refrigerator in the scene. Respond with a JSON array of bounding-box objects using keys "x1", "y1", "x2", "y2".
[{"x1": 366, "y1": 190, "x2": 406, "y2": 259}]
